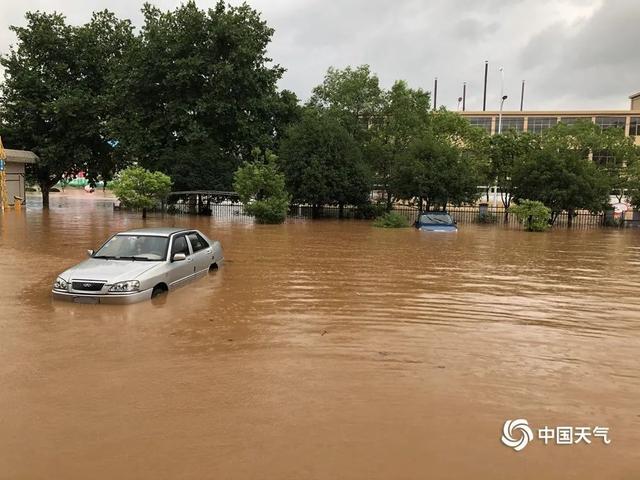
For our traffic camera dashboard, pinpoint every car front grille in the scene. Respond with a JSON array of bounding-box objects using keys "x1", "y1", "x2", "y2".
[{"x1": 72, "y1": 281, "x2": 105, "y2": 291}]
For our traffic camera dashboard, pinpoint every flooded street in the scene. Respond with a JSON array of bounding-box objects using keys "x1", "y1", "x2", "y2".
[{"x1": 1, "y1": 194, "x2": 640, "y2": 479}]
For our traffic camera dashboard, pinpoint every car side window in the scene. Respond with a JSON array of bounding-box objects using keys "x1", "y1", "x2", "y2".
[
  {"x1": 187, "y1": 233, "x2": 209, "y2": 253},
  {"x1": 171, "y1": 235, "x2": 190, "y2": 257}
]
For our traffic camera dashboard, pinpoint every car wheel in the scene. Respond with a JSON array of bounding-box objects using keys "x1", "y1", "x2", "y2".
[{"x1": 151, "y1": 284, "x2": 168, "y2": 298}]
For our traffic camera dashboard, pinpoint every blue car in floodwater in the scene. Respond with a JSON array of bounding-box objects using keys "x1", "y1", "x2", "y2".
[{"x1": 414, "y1": 212, "x2": 458, "y2": 232}]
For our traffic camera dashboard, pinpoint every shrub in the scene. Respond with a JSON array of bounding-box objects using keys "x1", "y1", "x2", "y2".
[
  {"x1": 233, "y1": 150, "x2": 290, "y2": 224},
  {"x1": 355, "y1": 202, "x2": 387, "y2": 220},
  {"x1": 110, "y1": 166, "x2": 172, "y2": 218},
  {"x1": 510, "y1": 200, "x2": 551, "y2": 232},
  {"x1": 373, "y1": 211, "x2": 411, "y2": 228},
  {"x1": 478, "y1": 212, "x2": 496, "y2": 224}
]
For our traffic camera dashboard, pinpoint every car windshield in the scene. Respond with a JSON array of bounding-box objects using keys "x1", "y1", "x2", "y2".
[
  {"x1": 419, "y1": 214, "x2": 454, "y2": 225},
  {"x1": 93, "y1": 235, "x2": 168, "y2": 261}
]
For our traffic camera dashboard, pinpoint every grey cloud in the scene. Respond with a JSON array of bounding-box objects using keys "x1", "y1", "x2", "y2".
[
  {"x1": 2, "y1": 0, "x2": 637, "y2": 110},
  {"x1": 517, "y1": 0, "x2": 638, "y2": 108}
]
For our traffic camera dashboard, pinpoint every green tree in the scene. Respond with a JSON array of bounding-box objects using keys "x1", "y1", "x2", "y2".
[
  {"x1": 489, "y1": 130, "x2": 538, "y2": 211},
  {"x1": 625, "y1": 160, "x2": 640, "y2": 210},
  {"x1": 391, "y1": 110, "x2": 487, "y2": 211},
  {"x1": 510, "y1": 200, "x2": 551, "y2": 232},
  {"x1": 111, "y1": 1, "x2": 289, "y2": 190},
  {"x1": 233, "y1": 150, "x2": 289, "y2": 224},
  {"x1": 512, "y1": 146, "x2": 610, "y2": 226},
  {"x1": 309, "y1": 65, "x2": 383, "y2": 138},
  {"x1": 368, "y1": 80, "x2": 430, "y2": 210},
  {"x1": 110, "y1": 166, "x2": 172, "y2": 218},
  {"x1": 543, "y1": 121, "x2": 639, "y2": 203},
  {"x1": 279, "y1": 109, "x2": 371, "y2": 217},
  {"x1": 0, "y1": 11, "x2": 132, "y2": 207}
]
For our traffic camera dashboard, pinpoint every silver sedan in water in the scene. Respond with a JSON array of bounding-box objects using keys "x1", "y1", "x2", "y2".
[{"x1": 52, "y1": 227, "x2": 224, "y2": 304}]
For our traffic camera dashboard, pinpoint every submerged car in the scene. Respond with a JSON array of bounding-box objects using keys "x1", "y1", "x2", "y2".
[
  {"x1": 52, "y1": 228, "x2": 223, "y2": 304},
  {"x1": 414, "y1": 212, "x2": 458, "y2": 232}
]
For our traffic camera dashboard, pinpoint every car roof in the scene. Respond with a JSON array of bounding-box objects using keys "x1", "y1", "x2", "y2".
[{"x1": 117, "y1": 227, "x2": 191, "y2": 237}]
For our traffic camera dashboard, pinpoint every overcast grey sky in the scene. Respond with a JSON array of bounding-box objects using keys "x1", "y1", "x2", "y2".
[{"x1": 1, "y1": 0, "x2": 638, "y2": 111}]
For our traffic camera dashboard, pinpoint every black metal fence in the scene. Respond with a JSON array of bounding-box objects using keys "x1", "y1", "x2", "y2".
[
  {"x1": 161, "y1": 193, "x2": 617, "y2": 229},
  {"x1": 384, "y1": 205, "x2": 607, "y2": 229}
]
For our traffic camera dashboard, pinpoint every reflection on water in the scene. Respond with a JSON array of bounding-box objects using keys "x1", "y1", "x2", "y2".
[{"x1": 1, "y1": 194, "x2": 640, "y2": 479}]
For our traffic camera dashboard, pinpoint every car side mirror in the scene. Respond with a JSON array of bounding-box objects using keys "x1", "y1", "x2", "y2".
[
  {"x1": 172, "y1": 253, "x2": 186, "y2": 262},
  {"x1": 87, "y1": 249, "x2": 94, "y2": 257}
]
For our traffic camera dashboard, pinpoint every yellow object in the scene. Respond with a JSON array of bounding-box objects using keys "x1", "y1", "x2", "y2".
[{"x1": 0, "y1": 136, "x2": 8, "y2": 211}]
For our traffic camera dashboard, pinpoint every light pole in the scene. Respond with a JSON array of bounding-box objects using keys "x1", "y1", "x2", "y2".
[
  {"x1": 497, "y1": 66, "x2": 505, "y2": 134},
  {"x1": 498, "y1": 94, "x2": 508, "y2": 134}
]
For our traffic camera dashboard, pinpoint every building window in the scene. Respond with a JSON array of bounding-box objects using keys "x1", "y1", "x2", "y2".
[
  {"x1": 558, "y1": 117, "x2": 592, "y2": 125},
  {"x1": 466, "y1": 116, "x2": 492, "y2": 134},
  {"x1": 497, "y1": 117, "x2": 524, "y2": 133},
  {"x1": 593, "y1": 151, "x2": 618, "y2": 169},
  {"x1": 629, "y1": 117, "x2": 640, "y2": 137},
  {"x1": 528, "y1": 117, "x2": 557, "y2": 134},
  {"x1": 595, "y1": 116, "x2": 626, "y2": 131}
]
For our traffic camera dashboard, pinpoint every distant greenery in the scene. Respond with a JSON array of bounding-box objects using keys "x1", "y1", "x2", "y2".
[
  {"x1": 233, "y1": 150, "x2": 290, "y2": 224},
  {"x1": 110, "y1": 166, "x2": 172, "y2": 218},
  {"x1": 0, "y1": 2, "x2": 298, "y2": 207},
  {"x1": 2, "y1": 0, "x2": 639, "y2": 222},
  {"x1": 373, "y1": 212, "x2": 411, "y2": 228},
  {"x1": 510, "y1": 200, "x2": 551, "y2": 232},
  {"x1": 279, "y1": 108, "x2": 371, "y2": 217}
]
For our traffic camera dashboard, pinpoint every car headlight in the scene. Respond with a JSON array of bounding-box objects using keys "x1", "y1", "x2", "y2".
[
  {"x1": 53, "y1": 277, "x2": 68, "y2": 290},
  {"x1": 109, "y1": 280, "x2": 140, "y2": 293}
]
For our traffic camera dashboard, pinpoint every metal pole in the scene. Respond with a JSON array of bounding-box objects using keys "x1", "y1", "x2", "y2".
[
  {"x1": 433, "y1": 77, "x2": 438, "y2": 111},
  {"x1": 462, "y1": 82, "x2": 466, "y2": 111},
  {"x1": 520, "y1": 80, "x2": 525, "y2": 111},
  {"x1": 498, "y1": 67, "x2": 505, "y2": 134},
  {"x1": 482, "y1": 61, "x2": 488, "y2": 111}
]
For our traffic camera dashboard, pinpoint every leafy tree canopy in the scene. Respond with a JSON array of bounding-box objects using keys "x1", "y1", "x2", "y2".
[
  {"x1": 279, "y1": 108, "x2": 371, "y2": 209},
  {"x1": 233, "y1": 149, "x2": 290, "y2": 224},
  {"x1": 110, "y1": 166, "x2": 172, "y2": 218},
  {"x1": 109, "y1": 1, "x2": 294, "y2": 190},
  {"x1": 0, "y1": 10, "x2": 133, "y2": 206},
  {"x1": 512, "y1": 146, "x2": 611, "y2": 222},
  {"x1": 391, "y1": 110, "x2": 487, "y2": 210}
]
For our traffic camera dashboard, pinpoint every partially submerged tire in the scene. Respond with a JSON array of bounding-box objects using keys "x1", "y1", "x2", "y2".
[{"x1": 151, "y1": 284, "x2": 168, "y2": 298}]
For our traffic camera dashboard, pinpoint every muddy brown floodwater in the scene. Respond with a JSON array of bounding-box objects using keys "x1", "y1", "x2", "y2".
[{"x1": 1, "y1": 194, "x2": 640, "y2": 480}]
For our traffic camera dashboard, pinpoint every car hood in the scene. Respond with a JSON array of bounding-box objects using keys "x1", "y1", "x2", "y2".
[{"x1": 59, "y1": 258, "x2": 162, "y2": 283}]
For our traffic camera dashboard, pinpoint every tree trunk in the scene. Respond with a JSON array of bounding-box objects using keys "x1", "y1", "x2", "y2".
[
  {"x1": 386, "y1": 189, "x2": 393, "y2": 212},
  {"x1": 142, "y1": 207, "x2": 147, "y2": 219},
  {"x1": 312, "y1": 204, "x2": 320, "y2": 219},
  {"x1": 40, "y1": 181, "x2": 51, "y2": 209},
  {"x1": 567, "y1": 209, "x2": 574, "y2": 228},
  {"x1": 338, "y1": 203, "x2": 344, "y2": 219}
]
